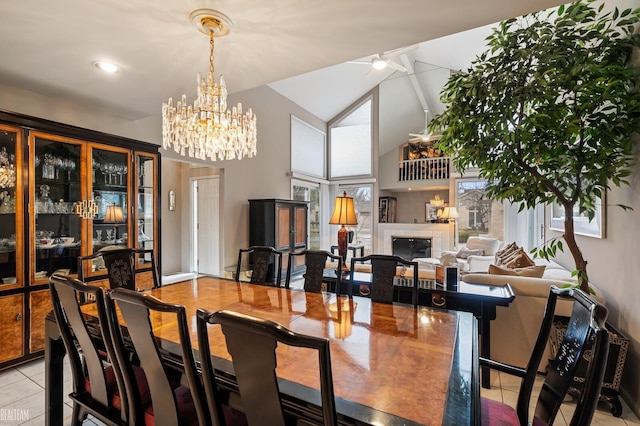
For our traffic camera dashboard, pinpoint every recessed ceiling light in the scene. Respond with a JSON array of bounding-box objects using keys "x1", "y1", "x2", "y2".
[{"x1": 92, "y1": 61, "x2": 120, "y2": 73}]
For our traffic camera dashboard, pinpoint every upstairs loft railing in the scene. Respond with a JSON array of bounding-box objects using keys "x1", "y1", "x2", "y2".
[{"x1": 398, "y1": 157, "x2": 451, "y2": 182}]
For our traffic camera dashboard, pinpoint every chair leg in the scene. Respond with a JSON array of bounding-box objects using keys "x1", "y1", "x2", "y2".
[{"x1": 72, "y1": 403, "x2": 85, "y2": 426}]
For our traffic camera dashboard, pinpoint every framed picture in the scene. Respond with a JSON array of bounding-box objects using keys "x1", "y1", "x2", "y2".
[
  {"x1": 426, "y1": 203, "x2": 445, "y2": 222},
  {"x1": 549, "y1": 195, "x2": 605, "y2": 238}
]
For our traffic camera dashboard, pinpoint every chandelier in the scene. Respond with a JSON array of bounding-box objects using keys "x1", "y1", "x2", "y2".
[
  {"x1": 430, "y1": 194, "x2": 445, "y2": 207},
  {"x1": 0, "y1": 147, "x2": 16, "y2": 189},
  {"x1": 162, "y1": 10, "x2": 257, "y2": 161}
]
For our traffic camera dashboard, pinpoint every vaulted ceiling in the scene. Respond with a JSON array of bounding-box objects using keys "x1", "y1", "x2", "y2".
[{"x1": 0, "y1": 0, "x2": 570, "y2": 156}]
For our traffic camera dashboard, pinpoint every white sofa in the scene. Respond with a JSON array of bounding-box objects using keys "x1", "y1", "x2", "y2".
[{"x1": 462, "y1": 259, "x2": 602, "y2": 372}]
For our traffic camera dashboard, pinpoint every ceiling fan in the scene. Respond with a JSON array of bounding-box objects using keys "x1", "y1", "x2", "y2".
[
  {"x1": 409, "y1": 109, "x2": 441, "y2": 143},
  {"x1": 348, "y1": 44, "x2": 418, "y2": 73}
]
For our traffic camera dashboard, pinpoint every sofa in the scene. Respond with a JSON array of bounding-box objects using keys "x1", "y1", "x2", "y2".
[
  {"x1": 462, "y1": 258, "x2": 602, "y2": 372},
  {"x1": 440, "y1": 236, "x2": 504, "y2": 272}
]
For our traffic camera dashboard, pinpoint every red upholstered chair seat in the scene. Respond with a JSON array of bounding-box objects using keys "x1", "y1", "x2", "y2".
[
  {"x1": 481, "y1": 397, "x2": 521, "y2": 426},
  {"x1": 85, "y1": 365, "x2": 151, "y2": 410},
  {"x1": 144, "y1": 385, "x2": 198, "y2": 426}
]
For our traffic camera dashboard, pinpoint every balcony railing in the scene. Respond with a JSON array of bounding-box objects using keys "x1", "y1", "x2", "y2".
[{"x1": 398, "y1": 157, "x2": 451, "y2": 182}]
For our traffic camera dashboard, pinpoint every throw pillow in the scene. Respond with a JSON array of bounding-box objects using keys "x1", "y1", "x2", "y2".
[
  {"x1": 439, "y1": 253, "x2": 459, "y2": 267},
  {"x1": 503, "y1": 249, "x2": 536, "y2": 269},
  {"x1": 465, "y1": 236, "x2": 502, "y2": 256},
  {"x1": 456, "y1": 247, "x2": 485, "y2": 259},
  {"x1": 488, "y1": 264, "x2": 546, "y2": 278},
  {"x1": 494, "y1": 242, "x2": 518, "y2": 265},
  {"x1": 498, "y1": 246, "x2": 525, "y2": 266}
]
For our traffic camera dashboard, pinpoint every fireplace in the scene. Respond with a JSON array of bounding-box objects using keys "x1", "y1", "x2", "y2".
[{"x1": 392, "y1": 237, "x2": 432, "y2": 260}]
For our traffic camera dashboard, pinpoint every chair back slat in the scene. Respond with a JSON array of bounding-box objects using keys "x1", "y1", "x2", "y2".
[
  {"x1": 350, "y1": 254, "x2": 419, "y2": 307},
  {"x1": 285, "y1": 250, "x2": 342, "y2": 293},
  {"x1": 236, "y1": 246, "x2": 283, "y2": 286},
  {"x1": 103, "y1": 250, "x2": 135, "y2": 290},
  {"x1": 78, "y1": 248, "x2": 160, "y2": 291},
  {"x1": 223, "y1": 325, "x2": 284, "y2": 425}
]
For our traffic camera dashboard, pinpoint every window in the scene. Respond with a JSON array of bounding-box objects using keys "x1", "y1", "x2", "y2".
[
  {"x1": 456, "y1": 180, "x2": 504, "y2": 246},
  {"x1": 329, "y1": 98, "x2": 372, "y2": 179},
  {"x1": 291, "y1": 116, "x2": 326, "y2": 179},
  {"x1": 292, "y1": 181, "x2": 320, "y2": 250},
  {"x1": 340, "y1": 185, "x2": 372, "y2": 255}
]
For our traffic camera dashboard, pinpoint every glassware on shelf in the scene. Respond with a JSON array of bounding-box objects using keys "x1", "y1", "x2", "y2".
[
  {"x1": 42, "y1": 154, "x2": 55, "y2": 179},
  {"x1": 37, "y1": 185, "x2": 54, "y2": 213},
  {"x1": 106, "y1": 229, "x2": 114, "y2": 242},
  {"x1": 92, "y1": 158, "x2": 100, "y2": 182},
  {"x1": 138, "y1": 222, "x2": 151, "y2": 242},
  {"x1": 95, "y1": 229, "x2": 103, "y2": 243},
  {"x1": 0, "y1": 191, "x2": 12, "y2": 213}
]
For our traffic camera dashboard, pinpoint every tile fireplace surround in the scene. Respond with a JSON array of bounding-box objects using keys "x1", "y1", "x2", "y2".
[{"x1": 377, "y1": 223, "x2": 452, "y2": 259}]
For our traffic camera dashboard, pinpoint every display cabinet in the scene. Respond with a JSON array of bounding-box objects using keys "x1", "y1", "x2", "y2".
[
  {"x1": 0, "y1": 111, "x2": 160, "y2": 370},
  {"x1": 0, "y1": 124, "x2": 24, "y2": 365},
  {"x1": 249, "y1": 199, "x2": 308, "y2": 283}
]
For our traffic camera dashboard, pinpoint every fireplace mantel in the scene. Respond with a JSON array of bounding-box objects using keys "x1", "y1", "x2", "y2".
[{"x1": 376, "y1": 223, "x2": 452, "y2": 259}]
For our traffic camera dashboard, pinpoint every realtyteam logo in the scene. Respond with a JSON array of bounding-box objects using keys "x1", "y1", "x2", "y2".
[{"x1": 0, "y1": 409, "x2": 29, "y2": 424}]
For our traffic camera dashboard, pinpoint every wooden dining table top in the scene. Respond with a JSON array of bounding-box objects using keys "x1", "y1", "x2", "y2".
[{"x1": 106, "y1": 276, "x2": 479, "y2": 425}]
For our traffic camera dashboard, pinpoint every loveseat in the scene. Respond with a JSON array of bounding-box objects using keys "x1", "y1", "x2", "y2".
[{"x1": 462, "y1": 258, "x2": 602, "y2": 372}]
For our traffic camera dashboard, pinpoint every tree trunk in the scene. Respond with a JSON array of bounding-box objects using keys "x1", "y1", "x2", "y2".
[{"x1": 563, "y1": 204, "x2": 589, "y2": 293}]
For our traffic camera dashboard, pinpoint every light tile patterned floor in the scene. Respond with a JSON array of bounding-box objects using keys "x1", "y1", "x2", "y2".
[{"x1": 1, "y1": 352, "x2": 638, "y2": 425}]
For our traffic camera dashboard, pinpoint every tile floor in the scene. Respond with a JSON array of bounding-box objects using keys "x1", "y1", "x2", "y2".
[{"x1": 0, "y1": 357, "x2": 639, "y2": 425}]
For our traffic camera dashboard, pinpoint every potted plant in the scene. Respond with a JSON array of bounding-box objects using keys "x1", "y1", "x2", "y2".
[{"x1": 430, "y1": 0, "x2": 640, "y2": 293}]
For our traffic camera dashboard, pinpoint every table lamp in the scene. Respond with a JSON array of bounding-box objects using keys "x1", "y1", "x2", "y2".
[
  {"x1": 329, "y1": 191, "x2": 357, "y2": 264},
  {"x1": 105, "y1": 204, "x2": 125, "y2": 240}
]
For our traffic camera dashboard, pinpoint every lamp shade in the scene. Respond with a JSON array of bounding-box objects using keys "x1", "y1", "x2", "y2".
[
  {"x1": 441, "y1": 206, "x2": 459, "y2": 219},
  {"x1": 329, "y1": 192, "x2": 358, "y2": 226},
  {"x1": 105, "y1": 205, "x2": 125, "y2": 223}
]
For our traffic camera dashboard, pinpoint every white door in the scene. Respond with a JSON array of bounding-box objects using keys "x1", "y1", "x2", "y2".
[{"x1": 194, "y1": 177, "x2": 219, "y2": 275}]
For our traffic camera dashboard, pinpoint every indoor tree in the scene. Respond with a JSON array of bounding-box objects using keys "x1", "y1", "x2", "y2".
[{"x1": 430, "y1": 0, "x2": 640, "y2": 293}]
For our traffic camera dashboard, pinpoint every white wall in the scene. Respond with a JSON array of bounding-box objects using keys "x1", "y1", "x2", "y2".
[{"x1": 219, "y1": 85, "x2": 326, "y2": 269}]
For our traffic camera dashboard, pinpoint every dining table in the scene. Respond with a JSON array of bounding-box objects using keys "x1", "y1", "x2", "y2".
[{"x1": 45, "y1": 276, "x2": 480, "y2": 425}]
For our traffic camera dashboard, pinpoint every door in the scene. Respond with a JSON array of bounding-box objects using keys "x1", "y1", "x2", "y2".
[
  {"x1": 0, "y1": 294, "x2": 24, "y2": 362},
  {"x1": 194, "y1": 177, "x2": 219, "y2": 275}
]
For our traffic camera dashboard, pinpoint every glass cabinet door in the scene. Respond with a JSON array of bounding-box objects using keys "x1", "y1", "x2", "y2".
[
  {"x1": 30, "y1": 132, "x2": 83, "y2": 283},
  {"x1": 0, "y1": 126, "x2": 22, "y2": 290},
  {"x1": 90, "y1": 146, "x2": 130, "y2": 255},
  {"x1": 135, "y1": 153, "x2": 157, "y2": 262}
]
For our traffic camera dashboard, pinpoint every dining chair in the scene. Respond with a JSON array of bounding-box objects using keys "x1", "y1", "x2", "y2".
[
  {"x1": 285, "y1": 249, "x2": 343, "y2": 293},
  {"x1": 105, "y1": 287, "x2": 208, "y2": 426},
  {"x1": 349, "y1": 254, "x2": 419, "y2": 307},
  {"x1": 236, "y1": 246, "x2": 283, "y2": 286},
  {"x1": 78, "y1": 248, "x2": 160, "y2": 291},
  {"x1": 196, "y1": 309, "x2": 337, "y2": 426},
  {"x1": 48, "y1": 273, "x2": 136, "y2": 425},
  {"x1": 480, "y1": 286, "x2": 610, "y2": 426}
]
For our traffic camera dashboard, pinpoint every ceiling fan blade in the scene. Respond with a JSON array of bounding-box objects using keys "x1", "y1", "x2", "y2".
[{"x1": 386, "y1": 60, "x2": 407, "y2": 72}]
